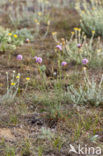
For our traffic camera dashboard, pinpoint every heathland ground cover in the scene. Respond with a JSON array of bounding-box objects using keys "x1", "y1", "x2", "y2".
[{"x1": 0, "y1": 0, "x2": 103, "y2": 155}]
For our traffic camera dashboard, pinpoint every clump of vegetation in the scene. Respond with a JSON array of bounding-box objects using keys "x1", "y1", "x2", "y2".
[
  {"x1": 14, "y1": 28, "x2": 34, "y2": 41},
  {"x1": 75, "y1": 0, "x2": 103, "y2": 37},
  {"x1": 0, "y1": 71, "x2": 20, "y2": 104},
  {"x1": 0, "y1": 26, "x2": 24, "y2": 52},
  {"x1": 0, "y1": 1, "x2": 103, "y2": 156},
  {"x1": 0, "y1": 71, "x2": 30, "y2": 105},
  {"x1": 66, "y1": 68, "x2": 103, "y2": 106},
  {"x1": 53, "y1": 28, "x2": 103, "y2": 68}
]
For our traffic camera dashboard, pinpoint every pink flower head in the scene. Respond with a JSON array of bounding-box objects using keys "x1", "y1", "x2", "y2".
[
  {"x1": 77, "y1": 43, "x2": 82, "y2": 48},
  {"x1": 16, "y1": 54, "x2": 23, "y2": 60},
  {"x1": 61, "y1": 61, "x2": 67, "y2": 66},
  {"x1": 33, "y1": 56, "x2": 42, "y2": 64},
  {"x1": 82, "y1": 58, "x2": 88, "y2": 64},
  {"x1": 56, "y1": 45, "x2": 62, "y2": 51},
  {"x1": 36, "y1": 57, "x2": 42, "y2": 64}
]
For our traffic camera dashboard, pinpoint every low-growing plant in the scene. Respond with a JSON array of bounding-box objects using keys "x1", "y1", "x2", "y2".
[
  {"x1": 38, "y1": 146, "x2": 43, "y2": 156},
  {"x1": 33, "y1": 86, "x2": 67, "y2": 121},
  {"x1": 0, "y1": 0, "x2": 8, "y2": 6},
  {"x1": 0, "y1": 71, "x2": 20, "y2": 104},
  {"x1": 33, "y1": 57, "x2": 47, "y2": 90},
  {"x1": 5, "y1": 146, "x2": 16, "y2": 156},
  {"x1": 14, "y1": 28, "x2": 34, "y2": 41},
  {"x1": 74, "y1": 122, "x2": 82, "y2": 140},
  {"x1": 51, "y1": 0, "x2": 74, "y2": 8},
  {"x1": 8, "y1": 0, "x2": 33, "y2": 28},
  {"x1": 53, "y1": 29, "x2": 103, "y2": 67},
  {"x1": 21, "y1": 139, "x2": 31, "y2": 156},
  {"x1": 66, "y1": 68, "x2": 103, "y2": 106},
  {"x1": 0, "y1": 0, "x2": 50, "y2": 40},
  {"x1": 0, "y1": 26, "x2": 24, "y2": 52},
  {"x1": 40, "y1": 127, "x2": 55, "y2": 140},
  {"x1": 52, "y1": 136, "x2": 63, "y2": 151},
  {"x1": 33, "y1": 7, "x2": 50, "y2": 40},
  {"x1": 9, "y1": 114, "x2": 19, "y2": 126},
  {"x1": 75, "y1": 0, "x2": 103, "y2": 37},
  {"x1": 6, "y1": 0, "x2": 50, "y2": 39}
]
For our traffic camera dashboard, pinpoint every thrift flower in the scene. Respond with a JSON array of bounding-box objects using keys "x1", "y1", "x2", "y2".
[
  {"x1": 16, "y1": 55, "x2": 23, "y2": 60},
  {"x1": 77, "y1": 43, "x2": 82, "y2": 48},
  {"x1": 36, "y1": 57, "x2": 42, "y2": 64},
  {"x1": 82, "y1": 58, "x2": 88, "y2": 64},
  {"x1": 56, "y1": 45, "x2": 62, "y2": 51},
  {"x1": 61, "y1": 61, "x2": 67, "y2": 66},
  {"x1": 33, "y1": 56, "x2": 42, "y2": 64}
]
